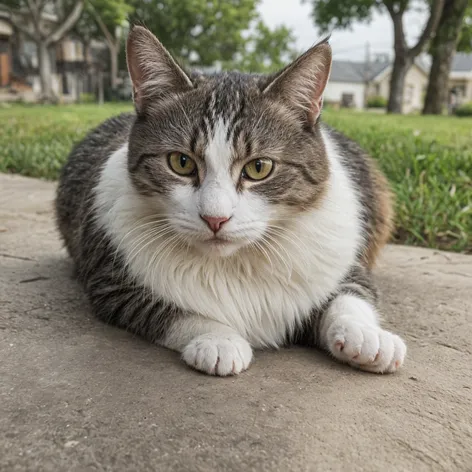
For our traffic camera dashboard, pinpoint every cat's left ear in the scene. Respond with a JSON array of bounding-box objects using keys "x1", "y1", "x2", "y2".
[
  {"x1": 126, "y1": 25, "x2": 193, "y2": 113},
  {"x1": 262, "y1": 37, "x2": 332, "y2": 126}
]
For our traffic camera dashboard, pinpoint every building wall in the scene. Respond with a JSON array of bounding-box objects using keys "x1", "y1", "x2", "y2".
[
  {"x1": 449, "y1": 78, "x2": 468, "y2": 104},
  {"x1": 370, "y1": 64, "x2": 428, "y2": 113},
  {"x1": 58, "y1": 39, "x2": 85, "y2": 62},
  {"x1": 466, "y1": 80, "x2": 472, "y2": 102},
  {"x1": 30, "y1": 74, "x2": 62, "y2": 96},
  {"x1": 324, "y1": 81, "x2": 365, "y2": 109},
  {"x1": 0, "y1": 19, "x2": 13, "y2": 36}
]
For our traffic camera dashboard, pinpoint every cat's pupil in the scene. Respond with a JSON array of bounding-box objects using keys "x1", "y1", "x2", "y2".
[
  {"x1": 255, "y1": 160, "x2": 262, "y2": 173},
  {"x1": 180, "y1": 155, "x2": 187, "y2": 168}
]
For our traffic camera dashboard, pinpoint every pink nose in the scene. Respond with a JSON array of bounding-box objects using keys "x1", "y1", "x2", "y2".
[{"x1": 200, "y1": 215, "x2": 230, "y2": 233}]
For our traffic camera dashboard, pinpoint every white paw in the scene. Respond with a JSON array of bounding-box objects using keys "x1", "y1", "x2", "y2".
[
  {"x1": 181, "y1": 333, "x2": 253, "y2": 376},
  {"x1": 327, "y1": 316, "x2": 406, "y2": 373}
]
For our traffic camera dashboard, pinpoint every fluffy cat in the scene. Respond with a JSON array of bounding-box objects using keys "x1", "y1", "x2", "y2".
[{"x1": 55, "y1": 26, "x2": 406, "y2": 376}]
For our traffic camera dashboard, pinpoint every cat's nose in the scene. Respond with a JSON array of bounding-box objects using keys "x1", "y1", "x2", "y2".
[{"x1": 200, "y1": 215, "x2": 230, "y2": 233}]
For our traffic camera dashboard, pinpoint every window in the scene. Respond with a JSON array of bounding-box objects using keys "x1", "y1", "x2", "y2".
[
  {"x1": 341, "y1": 93, "x2": 355, "y2": 108},
  {"x1": 22, "y1": 41, "x2": 38, "y2": 68}
]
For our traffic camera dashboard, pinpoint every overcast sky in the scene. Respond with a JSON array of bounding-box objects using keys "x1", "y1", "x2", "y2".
[{"x1": 258, "y1": 0, "x2": 427, "y2": 62}]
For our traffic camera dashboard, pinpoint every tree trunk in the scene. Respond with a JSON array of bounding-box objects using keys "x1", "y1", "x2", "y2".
[
  {"x1": 387, "y1": 53, "x2": 412, "y2": 114},
  {"x1": 385, "y1": 0, "x2": 444, "y2": 114},
  {"x1": 110, "y1": 43, "x2": 119, "y2": 93},
  {"x1": 37, "y1": 41, "x2": 55, "y2": 102},
  {"x1": 423, "y1": 0, "x2": 469, "y2": 115},
  {"x1": 98, "y1": 70, "x2": 104, "y2": 105}
]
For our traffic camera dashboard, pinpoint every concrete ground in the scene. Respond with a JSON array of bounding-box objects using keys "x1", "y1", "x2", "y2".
[{"x1": 1, "y1": 173, "x2": 471, "y2": 472}]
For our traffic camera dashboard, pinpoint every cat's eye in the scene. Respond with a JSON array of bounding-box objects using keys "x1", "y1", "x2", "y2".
[
  {"x1": 242, "y1": 158, "x2": 273, "y2": 181},
  {"x1": 168, "y1": 152, "x2": 197, "y2": 176}
]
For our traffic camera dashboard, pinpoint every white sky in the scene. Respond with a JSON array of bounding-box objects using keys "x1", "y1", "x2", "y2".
[{"x1": 258, "y1": 0, "x2": 427, "y2": 61}]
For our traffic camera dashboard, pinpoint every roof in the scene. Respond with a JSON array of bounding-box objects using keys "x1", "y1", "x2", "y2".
[
  {"x1": 329, "y1": 60, "x2": 390, "y2": 83},
  {"x1": 329, "y1": 57, "x2": 429, "y2": 83},
  {"x1": 451, "y1": 53, "x2": 472, "y2": 72}
]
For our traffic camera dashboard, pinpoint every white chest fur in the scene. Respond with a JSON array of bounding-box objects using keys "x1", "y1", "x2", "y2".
[{"x1": 94, "y1": 130, "x2": 363, "y2": 348}]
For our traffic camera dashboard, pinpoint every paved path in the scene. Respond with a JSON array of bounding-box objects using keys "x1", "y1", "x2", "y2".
[{"x1": 1, "y1": 173, "x2": 471, "y2": 471}]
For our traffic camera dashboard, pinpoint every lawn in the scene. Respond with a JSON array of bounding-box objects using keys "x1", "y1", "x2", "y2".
[
  {"x1": 1, "y1": 104, "x2": 470, "y2": 253},
  {"x1": 0, "y1": 103, "x2": 133, "y2": 180},
  {"x1": 323, "y1": 110, "x2": 471, "y2": 253}
]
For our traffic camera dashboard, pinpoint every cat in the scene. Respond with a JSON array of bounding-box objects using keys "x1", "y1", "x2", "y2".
[{"x1": 55, "y1": 25, "x2": 406, "y2": 376}]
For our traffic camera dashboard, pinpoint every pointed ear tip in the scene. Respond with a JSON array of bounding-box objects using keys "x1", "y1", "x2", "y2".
[
  {"x1": 128, "y1": 25, "x2": 156, "y2": 42},
  {"x1": 130, "y1": 25, "x2": 148, "y2": 33},
  {"x1": 313, "y1": 34, "x2": 332, "y2": 52},
  {"x1": 323, "y1": 43, "x2": 333, "y2": 59},
  {"x1": 127, "y1": 25, "x2": 141, "y2": 48},
  {"x1": 315, "y1": 42, "x2": 332, "y2": 66},
  {"x1": 127, "y1": 25, "x2": 163, "y2": 50}
]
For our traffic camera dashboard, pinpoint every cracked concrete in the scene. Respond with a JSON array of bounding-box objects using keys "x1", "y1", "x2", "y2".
[{"x1": 1, "y1": 173, "x2": 471, "y2": 471}]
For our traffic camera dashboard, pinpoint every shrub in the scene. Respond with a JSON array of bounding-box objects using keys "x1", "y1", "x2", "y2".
[
  {"x1": 366, "y1": 96, "x2": 387, "y2": 108},
  {"x1": 455, "y1": 102, "x2": 472, "y2": 117},
  {"x1": 79, "y1": 93, "x2": 96, "y2": 104}
]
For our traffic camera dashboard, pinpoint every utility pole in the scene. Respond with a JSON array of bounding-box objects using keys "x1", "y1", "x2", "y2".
[{"x1": 364, "y1": 41, "x2": 371, "y2": 109}]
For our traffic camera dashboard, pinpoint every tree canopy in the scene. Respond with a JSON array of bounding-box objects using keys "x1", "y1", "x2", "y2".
[
  {"x1": 128, "y1": 0, "x2": 296, "y2": 72},
  {"x1": 72, "y1": 0, "x2": 132, "y2": 42},
  {"x1": 457, "y1": 5, "x2": 472, "y2": 52},
  {"x1": 225, "y1": 21, "x2": 297, "y2": 73}
]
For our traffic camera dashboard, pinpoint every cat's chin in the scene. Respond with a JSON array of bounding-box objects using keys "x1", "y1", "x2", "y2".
[{"x1": 194, "y1": 239, "x2": 243, "y2": 258}]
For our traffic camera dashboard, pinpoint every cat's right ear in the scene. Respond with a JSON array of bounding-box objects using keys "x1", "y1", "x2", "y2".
[
  {"x1": 126, "y1": 26, "x2": 193, "y2": 113},
  {"x1": 262, "y1": 36, "x2": 332, "y2": 126}
]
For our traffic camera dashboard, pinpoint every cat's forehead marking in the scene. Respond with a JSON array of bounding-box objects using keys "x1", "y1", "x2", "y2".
[
  {"x1": 199, "y1": 81, "x2": 253, "y2": 170},
  {"x1": 204, "y1": 117, "x2": 233, "y2": 177}
]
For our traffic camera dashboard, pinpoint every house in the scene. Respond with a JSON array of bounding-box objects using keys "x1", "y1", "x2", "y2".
[
  {"x1": 449, "y1": 53, "x2": 472, "y2": 107},
  {"x1": 324, "y1": 57, "x2": 429, "y2": 113},
  {"x1": 0, "y1": 10, "x2": 107, "y2": 102}
]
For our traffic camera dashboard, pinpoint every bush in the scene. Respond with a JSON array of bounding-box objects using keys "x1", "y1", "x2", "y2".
[
  {"x1": 455, "y1": 102, "x2": 472, "y2": 117},
  {"x1": 79, "y1": 93, "x2": 96, "y2": 104},
  {"x1": 366, "y1": 96, "x2": 387, "y2": 108}
]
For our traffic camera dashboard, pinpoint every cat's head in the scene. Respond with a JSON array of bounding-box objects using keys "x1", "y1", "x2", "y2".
[{"x1": 126, "y1": 26, "x2": 332, "y2": 257}]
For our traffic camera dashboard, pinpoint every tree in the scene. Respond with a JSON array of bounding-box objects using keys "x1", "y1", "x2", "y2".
[
  {"x1": 70, "y1": 0, "x2": 132, "y2": 95},
  {"x1": 308, "y1": 0, "x2": 445, "y2": 113},
  {"x1": 1, "y1": 0, "x2": 84, "y2": 101},
  {"x1": 225, "y1": 21, "x2": 297, "y2": 73},
  {"x1": 129, "y1": 0, "x2": 258, "y2": 66},
  {"x1": 87, "y1": 0, "x2": 132, "y2": 94},
  {"x1": 423, "y1": 0, "x2": 469, "y2": 114},
  {"x1": 457, "y1": 6, "x2": 472, "y2": 52}
]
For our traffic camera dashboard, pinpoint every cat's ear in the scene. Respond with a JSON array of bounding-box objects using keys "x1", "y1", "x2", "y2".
[
  {"x1": 126, "y1": 26, "x2": 193, "y2": 112},
  {"x1": 262, "y1": 37, "x2": 332, "y2": 126}
]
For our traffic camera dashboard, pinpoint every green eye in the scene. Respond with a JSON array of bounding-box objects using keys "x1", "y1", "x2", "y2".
[
  {"x1": 168, "y1": 152, "x2": 196, "y2": 176},
  {"x1": 243, "y1": 158, "x2": 273, "y2": 181}
]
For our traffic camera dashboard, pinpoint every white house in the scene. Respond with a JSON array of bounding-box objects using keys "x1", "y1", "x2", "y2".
[
  {"x1": 324, "y1": 58, "x2": 429, "y2": 113},
  {"x1": 449, "y1": 53, "x2": 472, "y2": 106},
  {"x1": 0, "y1": 10, "x2": 107, "y2": 102}
]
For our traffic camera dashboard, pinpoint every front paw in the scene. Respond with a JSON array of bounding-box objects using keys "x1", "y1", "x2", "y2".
[
  {"x1": 182, "y1": 333, "x2": 253, "y2": 376},
  {"x1": 327, "y1": 316, "x2": 406, "y2": 373}
]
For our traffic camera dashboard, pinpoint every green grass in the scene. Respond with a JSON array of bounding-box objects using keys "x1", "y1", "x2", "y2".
[
  {"x1": 1, "y1": 104, "x2": 470, "y2": 253},
  {"x1": 0, "y1": 103, "x2": 132, "y2": 180},
  {"x1": 323, "y1": 109, "x2": 471, "y2": 253}
]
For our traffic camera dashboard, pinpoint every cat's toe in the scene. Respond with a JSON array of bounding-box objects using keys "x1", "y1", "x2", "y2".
[
  {"x1": 327, "y1": 316, "x2": 406, "y2": 374},
  {"x1": 182, "y1": 333, "x2": 253, "y2": 376},
  {"x1": 358, "y1": 331, "x2": 406, "y2": 373}
]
